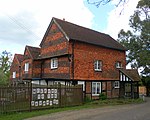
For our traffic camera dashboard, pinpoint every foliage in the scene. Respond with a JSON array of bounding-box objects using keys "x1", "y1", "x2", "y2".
[
  {"x1": 141, "y1": 76, "x2": 150, "y2": 96},
  {"x1": 141, "y1": 76, "x2": 150, "y2": 87},
  {"x1": 84, "y1": 96, "x2": 93, "y2": 103},
  {"x1": 117, "y1": 0, "x2": 150, "y2": 93},
  {"x1": 118, "y1": 0, "x2": 150, "y2": 76},
  {"x1": 99, "y1": 93, "x2": 107, "y2": 100},
  {"x1": 0, "y1": 69, "x2": 9, "y2": 85},
  {"x1": 87, "y1": 0, "x2": 129, "y2": 7},
  {"x1": 0, "y1": 50, "x2": 12, "y2": 85}
]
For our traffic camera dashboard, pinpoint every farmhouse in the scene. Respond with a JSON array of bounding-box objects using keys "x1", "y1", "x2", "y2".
[{"x1": 10, "y1": 17, "x2": 140, "y2": 99}]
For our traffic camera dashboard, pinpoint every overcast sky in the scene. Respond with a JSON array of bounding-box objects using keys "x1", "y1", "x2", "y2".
[{"x1": 0, "y1": 0, "x2": 139, "y2": 55}]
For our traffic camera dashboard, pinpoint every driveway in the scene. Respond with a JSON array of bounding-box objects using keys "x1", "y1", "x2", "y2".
[{"x1": 25, "y1": 97, "x2": 150, "y2": 120}]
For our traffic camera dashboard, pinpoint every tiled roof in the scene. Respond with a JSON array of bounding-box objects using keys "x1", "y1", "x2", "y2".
[
  {"x1": 15, "y1": 54, "x2": 24, "y2": 65},
  {"x1": 26, "y1": 45, "x2": 40, "y2": 59},
  {"x1": 53, "y1": 17, "x2": 126, "y2": 51},
  {"x1": 120, "y1": 69, "x2": 141, "y2": 81}
]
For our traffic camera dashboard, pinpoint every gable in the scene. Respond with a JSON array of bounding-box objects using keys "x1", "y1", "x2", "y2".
[
  {"x1": 120, "y1": 69, "x2": 141, "y2": 82},
  {"x1": 24, "y1": 47, "x2": 32, "y2": 60},
  {"x1": 10, "y1": 55, "x2": 20, "y2": 72},
  {"x1": 40, "y1": 20, "x2": 69, "y2": 59}
]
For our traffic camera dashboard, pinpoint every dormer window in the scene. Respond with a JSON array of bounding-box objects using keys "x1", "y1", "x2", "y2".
[
  {"x1": 116, "y1": 61, "x2": 122, "y2": 68},
  {"x1": 51, "y1": 58, "x2": 58, "y2": 69},
  {"x1": 94, "y1": 60, "x2": 102, "y2": 71}
]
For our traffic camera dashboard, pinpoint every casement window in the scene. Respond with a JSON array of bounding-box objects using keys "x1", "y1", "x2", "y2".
[
  {"x1": 25, "y1": 63, "x2": 29, "y2": 73},
  {"x1": 12, "y1": 72, "x2": 16, "y2": 78},
  {"x1": 51, "y1": 58, "x2": 58, "y2": 69},
  {"x1": 115, "y1": 61, "x2": 122, "y2": 68},
  {"x1": 94, "y1": 60, "x2": 102, "y2": 71},
  {"x1": 114, "y1": 81, "x2": 120, "y2": 88},
  {"x1": 92, "y1": 82, "x2": 101, "y2": 96}
]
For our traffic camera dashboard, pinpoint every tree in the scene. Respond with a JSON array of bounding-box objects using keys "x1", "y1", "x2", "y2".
[
  {"x1": 87, "y1": 0, "x2": 129, "y2": 7},
  {"x1": 117, "y1": 0, "x2": 150, "y2": 95},
  {"x1": 0, "y1": 50, "x2": 12, "y2": 85}
]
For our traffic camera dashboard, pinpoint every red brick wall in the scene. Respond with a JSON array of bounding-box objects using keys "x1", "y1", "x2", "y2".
[
  {"x1": 73, "y1": 41, "x2": 126, "y2": 80},
  {"x1": 40, "y1": 22, "x2": 69, "y2": 58},
  {"x1": 32, "y1": 61, "x2": 41, "y2": 78},
  {"x1": 10, "y1": 55, "x2": 21, "y2": 81},
  {"x1": 40, "y1": 22, "x2": 71, "y2": 79},
  {"x1": 22, "y1": 49, "x2": 32, "y2": 79},
  {"x1": 42, "y1": 56, "x2": 70, "y2": 79}
]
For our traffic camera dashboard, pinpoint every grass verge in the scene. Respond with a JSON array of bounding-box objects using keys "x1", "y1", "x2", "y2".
[{"x1": 0, "y1": 98, "x2": 144, "y2": 120}]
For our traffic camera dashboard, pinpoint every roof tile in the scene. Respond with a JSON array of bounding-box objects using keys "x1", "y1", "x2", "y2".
[{"x1": 54, "y1": 17, "x2": 126, "y2": 51}]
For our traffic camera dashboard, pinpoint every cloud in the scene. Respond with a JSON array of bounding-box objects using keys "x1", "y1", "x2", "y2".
[
  {"x1": 0, "y1": 12, "x2": 38, "y2": 44},
  {"x1": 0, "y1": 0, "x2": 94, "y2": 54},
  {"x1": 103, "y1": 0, "x2": 140, "y2": 39}
]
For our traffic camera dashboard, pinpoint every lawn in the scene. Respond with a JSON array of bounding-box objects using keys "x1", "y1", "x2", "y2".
[{"x1": 0, "y1": 98, "x2": 144, "y2": 120}]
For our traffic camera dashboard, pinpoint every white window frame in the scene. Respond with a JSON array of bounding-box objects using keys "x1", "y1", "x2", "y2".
[
  {"x1": 12, "y1": 72, "x2": 16, "y2": 78},
  {"x1": 25, "y1": 62, "x2": 29, "y2": 73},
  {"x1": 114, "y1": 81, "x2": 120, "y2": 88},
  {"x1": 94, "y1": 60, "x2": 102, "y2": 71},
  {"x1": 116, "y1": 61, "x2": 122, "y2": 68},
  {"x1": 51, "y1": 58, "x2": 58, "y2": 69},
  {"x1": 92, "y1": 82, "x2": 101, "y2": 96}
]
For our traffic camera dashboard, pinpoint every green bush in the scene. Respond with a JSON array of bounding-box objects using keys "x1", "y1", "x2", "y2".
[
  {"x1": 99, "y1": 93, "x2": 107, "y2": 100},
  {"x1": 84, "y1": 96, "x2": 92, "y2": 103}
]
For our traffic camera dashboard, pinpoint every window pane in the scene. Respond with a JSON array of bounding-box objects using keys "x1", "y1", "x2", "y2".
[
  {"x1": 97, "y1": 61, "x2": 100, "y2": 69},
  {"x1": 97, "y1": 83, "x2": 100, "y2": 94},
  {"x1": 116, "y1": 61, "x2": 122, "y2": 68},
  {"x1": 13, "y1": 72, "x2": 16, "y2": 78},
  {"x1": 114, "y1": 81, "x2": 119, "y2": 88},
  {"x1": 94, "y1": 61, "x2": 97, "y2": 70},
  {"x1": 51, "y1": 58, "x2": 58, "y2": 69},
  {"x1": 92, "y1": 83, "x2": 96, "y2": 94},
  {"x1": 25, "y1": 63, "x2": 29, "y2": 72},
  {"x1": 92, "y1": 82, "x2": 101, "y2": 95},
  {"x1": 94, "y1": 60, "x2": 102, "y2": 71}
]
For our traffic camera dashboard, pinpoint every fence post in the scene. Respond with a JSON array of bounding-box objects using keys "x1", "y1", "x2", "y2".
[
  {"x1": 59, "y1": 83, "x2": 61, "y2": 107},
  {"x1": 29, "y1": 82, "x2": 32, "y2": 112},
  {"x1": 81, "y1": 85, "x2": 84, "y2": 104}
]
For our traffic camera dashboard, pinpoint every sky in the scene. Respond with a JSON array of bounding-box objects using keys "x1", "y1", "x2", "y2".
[{"x1": 0, "y1": 0, "x2": 140, "y2": 55}]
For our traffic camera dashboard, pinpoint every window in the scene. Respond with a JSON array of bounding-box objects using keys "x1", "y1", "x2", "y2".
[
  {"x1": 51, "y1": 58, "x2": 58, "y2": 69},
  {"x1": 94, "y1": 60, "x2": 102, "y2": 71},
  {"x1": 114, "y1": 81, "x2": 120, "y2": 88},
  {"x1": 92, "y1": 82, "x2": 101, "y2": 96},
  {"x1": 25, "y1": 63, "x2": 29, "y2": 73},
  {"x1": 115, "y1": 61, "x2": 122, "y2": 68},
  {"x1": 12, "y1": 72, "x2": 16, "y2": 78}
]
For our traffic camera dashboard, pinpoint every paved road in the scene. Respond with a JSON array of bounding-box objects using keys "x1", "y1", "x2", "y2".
[{"x1": 25, "y1": 98, "x2": 150, "y2": 120}]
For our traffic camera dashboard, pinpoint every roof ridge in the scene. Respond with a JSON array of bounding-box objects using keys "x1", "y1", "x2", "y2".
[{"x1": 26, "y1": 45, "x2": 40, "y2": 49}]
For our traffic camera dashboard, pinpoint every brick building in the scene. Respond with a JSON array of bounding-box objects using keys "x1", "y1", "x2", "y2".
[
  {"x1": 10, "y1": 54, "x2": 24, "y2": 86},
  {"x1": 10, "y1": 17, "x2": 140, "y2": 99}
]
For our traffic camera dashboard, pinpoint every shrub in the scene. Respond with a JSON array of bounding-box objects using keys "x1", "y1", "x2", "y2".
[
  {"x1": 99, "y1": 93, "x2": 107, "y2": 100},
  {"x1": 84, "y1": 96, "x2": 92, "y2": 103}
]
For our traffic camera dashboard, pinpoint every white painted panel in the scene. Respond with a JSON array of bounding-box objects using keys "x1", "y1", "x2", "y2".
[
  {"x1": 120, "y1": 72, "x2": 122, "y2": 81},
  {"x1": 78, "y1": 81, "x2": 85, "y2": 91}
]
